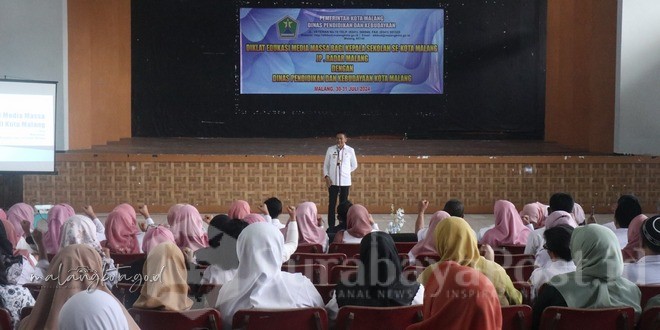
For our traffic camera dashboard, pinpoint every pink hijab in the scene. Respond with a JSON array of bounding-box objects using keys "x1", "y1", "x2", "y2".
[
  {"x1": 409, "y1": 211, "x2": 451, "y2": 258},
  {"x1": 480, "y1": 200, "x2": 531, "y2": 247},
  {"x1": 544, "y1": 211, "x2": 578, "y2": 229},
  {"x1": 572, "y1": 203, "x2": 586, "y2": 225},
  {"x1": 169, "y1": 204, "x2": 208, "y2": 251},
  {"x1": 295, "y1": 202, "x2": 326, "y2": 246},
  {"x1": 346, "y1": 204, "x2": 373, "y2": 238},
  {"x1": 622, "y1": 214, "x2": 648, "y2": 261},
  {"x1": 113, "y1": 203, "x2": 137, "y2": 220},
  {"x1": 167, "y1": 204, "x2": 185, "y2": 226},
  {"x1": 228, "y1": 200, "x2": 251, "y2": 220},
  {"x1": 104, "y1": 210, "x2": 140, "y2": 254},
  {"x1": 142, "y1": 226, "x2": 176, "y2": 254},
  {"x1": 243, "y1": 213, "x2": 266, "y2": 224},
  {"x1": 0, "y1": 209, "x2": 6, "y2": 221},
  {"x1": 519, "y1": 202, "x2": 548, "y2": 227},
  {"x1": 7, "y1": 203, "x2": 34, "y2": 239},
  {"x1": 44, "y1": 204, "x2": 76, "y2": 254}
]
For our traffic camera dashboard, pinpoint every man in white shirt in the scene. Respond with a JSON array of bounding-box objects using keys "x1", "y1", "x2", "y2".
[
  {"x1": 623, "y1": 215, "x2": 660, "y2": 284},
  {"x1": 259, "y1": 197, "x2": 286, "y2": 229},
  {"x1": 323, "y1": 132, "x2": 357, "y2": 228}
]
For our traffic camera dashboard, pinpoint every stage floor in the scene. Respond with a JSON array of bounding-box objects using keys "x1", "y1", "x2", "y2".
[{"x1": 67, "y1": 137, "x2": 598, "y2": 156}]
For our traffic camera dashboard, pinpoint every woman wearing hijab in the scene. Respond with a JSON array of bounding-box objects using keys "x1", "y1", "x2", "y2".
[
  {"x1": 291, "y1": 202, "x2": 329, "y2": 252},
  {"x1": 18, "y1": 244, "x2": 139, "y2": 330},
  {"x1": 119, "y1": 225, "x2": 176, "y2": 287},
  {"x1": 419, "y1": 217, "x2": 522, "y2": 306},
  {"x1": 216, "y1": 222, "x2": 325, "y2": 329},
  {"x1": 227, "y1": 200, "x2": 251, "y2": 220},
  {"x1": 332, "y1": 204, "x2": 379, "y2": 243},
  {"x1": 243, "y1": 213, "x2": 267, "y2": 224},
  {"x1": 532, "y1": 224, "x2": 641, "y2": 329},
  {"x1": 59, "y1": 290, "x2": 130, "y2": 330},
  {"x1": 104, "y1": 209, "x2": 141, "y2": 254},
  {"x1": 6, "y1": 203, "x2": 33, "y2": 244},
  {"x1": 622, "y1": 214, "x2": 649, "y2": 262},
  {"x1": 520, "y1": 202, "x2": 548, "y2": 230},
  {"x1": 408, "y1": 261, "x2": 502, "y2": 330},
  {"x1": 133, "y1": 242, "x2": 194, "y2": 311},
  {"x1": 615, "y1": 195, "x2": 646, "y2": 262},
  {"x1": 623, "y1": 215, "x2": 660, "y2": 284},
  {"x1": 0, "y1": 225, "x2": 35, "y2": 329},
  {"x1": 408, "y1": 211, "x2": 451, "y2": 262},
  {"x1": 481, "y1": 200, "x2": 532, "y2": 247},
  {"x1": 0, "y1": 209, "x2": 38, "y2": 285},
  {"x1": 43, "y1": 204, "x2": 75, "y2": 255},
  {"x1": 167, "y1": 204, "x2": 208, "y2": 252},
  {"x1": 335, "y1": 232, "x2": 423, "y2": 307},
  {"x1": 532, "y1": 210, "x2": 578, "y2": 267}
]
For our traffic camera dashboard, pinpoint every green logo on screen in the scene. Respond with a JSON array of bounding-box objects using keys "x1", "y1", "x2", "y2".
[{"x1": 277, "y1": 16, "x2": 298, "y2": 39}]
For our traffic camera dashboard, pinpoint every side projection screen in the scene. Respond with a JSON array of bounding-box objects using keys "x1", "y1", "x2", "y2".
[{"x1": 240, "y1": 8, "x2": 444, "y2": 94}]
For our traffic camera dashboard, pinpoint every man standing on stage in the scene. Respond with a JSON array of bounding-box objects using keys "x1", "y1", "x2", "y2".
[{"x1": 323, "y1": 132, "x2": 358, "y2": 228}]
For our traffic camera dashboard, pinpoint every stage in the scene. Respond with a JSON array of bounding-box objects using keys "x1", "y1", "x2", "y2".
[{"x1": 21, "y1": 137, "x2": 660, "y2": 215}]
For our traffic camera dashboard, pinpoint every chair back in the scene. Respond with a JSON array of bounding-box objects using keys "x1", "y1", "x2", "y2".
[
  {"x1": 328, "y1": 243, "x2": 361, "y2": 257},
  {"x1": 0, "y1": 308, "x2": 12, "y2": 329},
  {"x1": 129, "y1": 308, "x2": 222, "y2": 330},
  {"x1": 281, "y1": 264, "x2": 328, "y2": 284},
  {"x1": 233, "y1": 307, "x2": 328, "y2": 330},
  {"x1": 296, "y1": 243, "x2": 324, "y2": 253},
  {"x1": 504, "y1": 265, "x2": 536, "y2": 282},
  {"x1": 289, "y1": 253, "x2": 347, "y2": 273},
  {"x1": 330, "y1": 265, "x2": 358, "y2": 284},
  {"x1": 335, "y1": 305, "x2": 423, "y2": 330},
  {"x1": 498, "y1": 244, "x2": 527, "y2": 254},
  {"x1": 494, "y1": 254, "x2": 535, "y2": 268},
  {"x1": 638, "y1": 306, "x2": 660, "y2": 330},
  {"x1": 394, "y1": 242, "x2": 416, "y2": 254},
  {"x1": 638, "y1": 285, "x2": 660, "y2": 309},
  {"x1": 501, "y1": 305, "x2": 532, "y2": 330},
  {"x1": 110, "y1": 253, "x2": 146, "y2": 266},
  {"x1": 539, "y1": 306, "x2": 635, "y2": 330}
]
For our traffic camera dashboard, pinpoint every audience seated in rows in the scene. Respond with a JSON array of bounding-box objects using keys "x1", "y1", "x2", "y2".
[
  {"x1": 532, "y1": 224, "x2": 641, "y2": 329},
  {"x1": 525, "y1": 193, "x2": 577, "y2": 267},
  {"x1": 419, "y1": 216, "x2": 522, "y2": 306}
]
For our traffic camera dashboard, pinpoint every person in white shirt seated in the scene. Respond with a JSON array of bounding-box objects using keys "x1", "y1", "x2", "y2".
[
  {"x1": 331, "y1": 204, "x2": 379, "y2": 244},
  {"x1": 519, "y1": 202, "x2": 548, "y2": 231},
  {"x1": 525, "y1": 193, "x2": 575, "y2": 261},
  {"x1": 623, "y1": 215, "x2": 660, "y2": 284},
  {"x1": 529, "y1": 225, "x2": 576, "y2": 299},
  {"x1": 259, "y1": 197, "x2": 286, "y2": 229},
  {"x1": 415, "y1": 198, "x2": 465, "y2": 241},
  {"x1": 215, "y1": 222, "x2": 326, "y2": 329}
]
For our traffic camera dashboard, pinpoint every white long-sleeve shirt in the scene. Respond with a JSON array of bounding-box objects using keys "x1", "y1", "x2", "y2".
[{"x1": 323, "y1": 145, "x2": 357, "y2": 186}]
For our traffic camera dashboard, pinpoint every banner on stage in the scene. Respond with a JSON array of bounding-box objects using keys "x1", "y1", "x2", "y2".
[{"x1": 240, "y1": 8, "x2": 444, "y2": 94}]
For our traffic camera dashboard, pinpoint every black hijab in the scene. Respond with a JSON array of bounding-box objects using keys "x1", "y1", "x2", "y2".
[{"x1": 336, "y1": 232, "x2": 420, "y2": 307}]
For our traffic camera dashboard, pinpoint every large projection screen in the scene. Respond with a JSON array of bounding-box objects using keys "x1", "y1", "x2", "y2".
[
  {"x1": 0, "y1": 79, "x2": 57, "y2": 173},
  {"x1": 240, "y1": 8, "x2": 444, "y2": 94}
]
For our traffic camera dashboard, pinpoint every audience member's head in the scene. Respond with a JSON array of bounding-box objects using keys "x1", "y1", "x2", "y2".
[
  {"x1": 615, "y1": 195, "x2": 642, "y2": 228},
  {"x1": 408, "y1": 261, "x2": 502, "y2": 330},
  {"x1": 443, "y1": 199, "x2": 465, "y2": 218},
  {"x1": 243, "y1": 213, "x2": 266, "y2": 224},
  {"x1": 572, "y1": 203, "x2": 586, "y2": 225},
  {"x1": 264, "y1": 197, "x2": 282, "y2": 219},
  {"x1": 336, "y1": 200, "x2": 353, "y2": 225},
  {"x1": 44, "y1": 203, "x2": 75, "y2": 255},
  {"x1": 196, "y1": 218, "x2": 248, "y2": 270},
  {"x1": 544, "y1": 211, "x2": 578, "y2": 229},
  {"x1": 6, "y1": 202, "x2": 34, "y2": 239},
  {"x1": 295, "y1": 202, "x2": 326, "y2": 246},
  {"x1": 519, "y1": 202, "x2": 548, "y2": 228},
  {"x1": 104, "y1": 210, "x2": 140, "y2": 254},
  {"x1": 409, "y1": 211, "x2": 451, "y2": 258},
  {"x1": 59, "y1": 290, "x2": 129, "y2": 330},
  {"x1": 548, "y1": 193, "x2": 574, "y2": 213},
  {"x1": 142, "y1": 225, "x2": 176, "y2": 255},
  {"x1": 227, "y1": 200, "x2": 251, "y2": 220},
  {"x1": 346, "y1": 204, "x2": 373, "y2": 238},
  {"x1": 168, "y1": 204, "x2": 208, "y2": 251},
  {"x1": 641, "y1": 215, "x2": 660, "y2": 255},
  {"x1": 543, "y1": 225, "x2": 574, "y2": 262}
]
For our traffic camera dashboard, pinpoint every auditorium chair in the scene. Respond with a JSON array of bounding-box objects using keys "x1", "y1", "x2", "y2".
[
  {"x1": 314, "y1": 284, "x2": 336, "y2": 304},
  {"x1": 504, "y1": 265, "x2": 536, "y2": 282},
  {"x1": 538, "y1": 306, "x2": 635, "y2": 330},
  {"x1": 328, "y1": 243, "x2": 361, "y2": 257},
  {"x1": 494, "y1": 254, "x2": 535, "y2": 268},
  {"x1": 638, "y1": 285, "x2": 660, "y2": 309},
  {"x1": 394, "y1": 242, "x2": 416, "y2": 254},
  {"x1": 109, "y1": 253, "x2": 146, "y2": 266},
  {"x1": 501, "y1": 305, "x2": 532, "y2": 330},
  {"x1": 346, "y1": 253, "x2": 410, "y2": 268},
  {"x1": 232, "y1": 307, "x2": 328, "y2": 330},
  {"x1": 296, "y1": 243, "x2": 324, "y2": 253},
  {"x1": 498, "y1": 244, "x2": 527, "y2": 254},
  {"x1": 637, "y1": 306, "x2": 660, "y2": 330},
  {"x1": 409, "y1": 253, "x2": 440, "y2": 267},
  {"x1": 329, "y1": 265, "x2": 358, "y2": 284},
  {"x1": 0, "y1": 308, "x2": 11, "y2": 329},
  {"x1": 512, "y1": 281, "x2": 533, "y2": 306},
  {"x1": 335, "y1": 305, "x2": 423, "y2": 330},
  {"x1": 281, "y1": 263, "x2": 328, "y2": 284},
  {"x1": 129, "y1": 308, "x2": 222, "y2": 330},
  {"x1": 288, "y1": 253, "x2": 347, "y2": 273}
]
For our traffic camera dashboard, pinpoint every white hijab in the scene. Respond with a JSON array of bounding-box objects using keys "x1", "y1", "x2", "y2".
[
  {"x1": 215, "y1": 222, "x2": 322, "y2": 328},
  {"x1": 58, "y1": 290, "x2": 129, "y2": 330}
]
